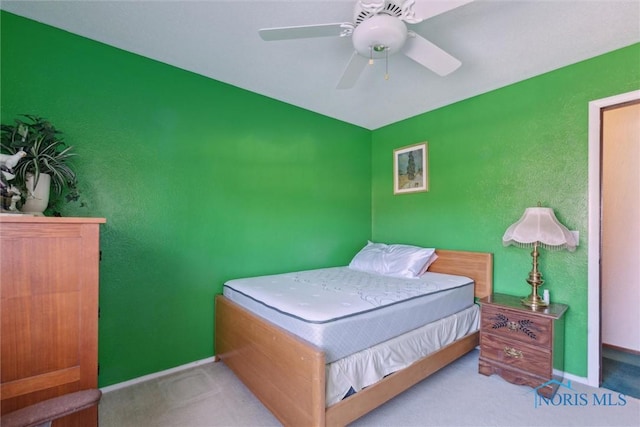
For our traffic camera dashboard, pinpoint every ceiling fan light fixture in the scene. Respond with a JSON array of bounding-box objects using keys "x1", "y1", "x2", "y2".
[
  {"x1": 352, "y1": 14, "x2": 407, "y2": 59},
  {"x1": 259, "y1": 0, "x2": 471, "y2": 89}
]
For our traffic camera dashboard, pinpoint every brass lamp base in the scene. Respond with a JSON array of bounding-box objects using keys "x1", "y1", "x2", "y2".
[
  {"x1": 521, "y1": 242, "x2": 548, "y2": 309},
  {"x1": 522, "y1": 293, "x2": 548, "y2": 309}
]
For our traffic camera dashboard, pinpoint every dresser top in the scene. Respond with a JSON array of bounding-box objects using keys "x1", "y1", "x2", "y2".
[
  {"x1": 0, "y1": 215, "x2": 106, "y2": 224},
  {"x1": 480, "y1": 293, "x2": 568, "y2": 319}
]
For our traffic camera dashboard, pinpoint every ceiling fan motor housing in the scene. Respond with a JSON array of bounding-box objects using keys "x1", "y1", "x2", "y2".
[{"x1": 352, "y1": 14, "x2": 408, "y2": 58}]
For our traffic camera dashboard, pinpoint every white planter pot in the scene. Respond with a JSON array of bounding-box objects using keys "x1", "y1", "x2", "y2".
[{"x1": 21, "y1": 173, "x2": 51, "y2": 215}]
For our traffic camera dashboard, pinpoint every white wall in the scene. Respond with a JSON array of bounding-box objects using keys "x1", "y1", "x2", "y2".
[{"x1": 601, "y1": 102, "x2": 640, "y2": 351}]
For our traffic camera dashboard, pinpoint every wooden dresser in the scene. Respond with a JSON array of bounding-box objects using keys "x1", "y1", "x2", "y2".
[
  {"x1": 478, "y1": 293, "x2": 568, "y2": 398},
  {"x1": 0, "y1": 216, "x2": 106, "y2": 426}
]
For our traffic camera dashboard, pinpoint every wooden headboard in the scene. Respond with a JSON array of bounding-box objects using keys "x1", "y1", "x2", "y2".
[{"x1": 428, "y1": 249, "x2": 493, "y2": 299}]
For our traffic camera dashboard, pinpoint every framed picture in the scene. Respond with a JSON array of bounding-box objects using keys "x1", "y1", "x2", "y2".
[{"x1": 394, "y1": 142, "x2": 428, "y2": 194}]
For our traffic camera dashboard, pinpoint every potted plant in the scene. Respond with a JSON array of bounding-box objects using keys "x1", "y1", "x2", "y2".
[{"x1": 0, "y1": 114, "x2": 79, "y2": 214}]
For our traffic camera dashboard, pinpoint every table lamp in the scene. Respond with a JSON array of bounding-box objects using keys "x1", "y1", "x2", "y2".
[{"x1": 502, "y1": 206, "x2": 577, "y2": 308}]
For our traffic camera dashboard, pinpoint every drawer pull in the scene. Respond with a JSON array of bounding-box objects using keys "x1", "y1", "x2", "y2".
[{"x1": 503, "y1": 346, "x2": 523, "y2": 359}]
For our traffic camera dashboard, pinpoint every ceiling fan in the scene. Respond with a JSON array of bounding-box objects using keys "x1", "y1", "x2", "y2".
[{"x1": 259, "y1": 0, "x2": 473, "y2": 89}]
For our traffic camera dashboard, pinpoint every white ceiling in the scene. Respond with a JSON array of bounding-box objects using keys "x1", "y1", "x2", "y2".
[{"x1": 2, "y1": 0, "x2": 639, "y2": 130}]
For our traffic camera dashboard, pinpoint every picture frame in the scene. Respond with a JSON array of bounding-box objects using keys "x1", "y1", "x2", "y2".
[{"x1": 394, "y1": 142, "x2": 428, "y2": 194}]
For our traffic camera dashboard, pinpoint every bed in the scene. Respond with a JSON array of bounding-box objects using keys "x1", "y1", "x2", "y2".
[{"x1": 215, "y1": 248, "x2": 493, "y2": 427}]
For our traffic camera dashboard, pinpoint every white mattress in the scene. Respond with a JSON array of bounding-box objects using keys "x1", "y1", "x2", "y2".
[
  {"x1": 326, "y1": 304, "x2": 479, "y2": 406},
  {"x1": 223, "y1": 266, "x2": 474, "y2": 362}
]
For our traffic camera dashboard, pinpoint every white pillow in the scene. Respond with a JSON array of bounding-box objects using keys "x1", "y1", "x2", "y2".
[
  {"x1": 418, "y1": 253, "x2": 439, "y2": 275},
  {"x1": 348, "y1": 241, "x2": 436, "y2": 279}
]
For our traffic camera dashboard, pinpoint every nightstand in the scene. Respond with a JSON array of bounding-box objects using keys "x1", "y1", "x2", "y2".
[{"x1": 478, "y1": 293, "x2": 568, "y2": 398}]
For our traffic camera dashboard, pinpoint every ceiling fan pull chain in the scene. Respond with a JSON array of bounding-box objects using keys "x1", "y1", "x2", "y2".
[
  {"x1": 385, "y1": 48, "x2": 389, "y2": 80},
  {"x1": 369, "y1": 45, "x2": 374, "y2": 65}
]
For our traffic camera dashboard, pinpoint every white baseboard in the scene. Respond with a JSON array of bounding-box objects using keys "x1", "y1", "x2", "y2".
[
  {"x1": 563, "y1": 371, "x2": 590, "y2": 387},
  {"x1": 100, "y1": 353, "x2": 593, "y2": 395},
  {"x1": 100, "y1": 356, "x2": 218, "y2": 394}
]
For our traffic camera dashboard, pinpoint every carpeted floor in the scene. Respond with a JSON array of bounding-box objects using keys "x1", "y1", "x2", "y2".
[
  {"x1": 602, "y1": 347, "x2": 640, "y2": 399},
  {"x1": 99, "y1": 349, "x2": 640, "y2": 427}
]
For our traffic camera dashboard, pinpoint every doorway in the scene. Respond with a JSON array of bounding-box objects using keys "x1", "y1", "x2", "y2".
[
  {"x1": 587, "y1": 90, "x2": 640, "y2": 388},
  {"x1": 600, "y1": 101, "x2": 640, "y2": 397}
]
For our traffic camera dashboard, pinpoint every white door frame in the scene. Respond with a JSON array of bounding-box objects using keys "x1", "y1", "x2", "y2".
[{"x1": 587, "y1": 89, "x2": 640, "y2": 387}]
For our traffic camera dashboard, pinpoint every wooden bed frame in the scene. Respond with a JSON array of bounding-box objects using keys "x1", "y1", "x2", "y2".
[{"x1": 215, "y1": 249, "x2": 492, "y2": 427}]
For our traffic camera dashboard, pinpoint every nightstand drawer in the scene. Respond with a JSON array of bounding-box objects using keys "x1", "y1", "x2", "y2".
[
  {"x1": 481, "y1": 305, "x2": 552, "y2": 347},
  {"x1": 480, "y1": 334, "x2": 551, "y2": 377}
]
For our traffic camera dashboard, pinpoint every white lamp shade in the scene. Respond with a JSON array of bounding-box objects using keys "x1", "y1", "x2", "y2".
[{"x1": 502, "y1": 207, "x2": 577, "y2": 252}]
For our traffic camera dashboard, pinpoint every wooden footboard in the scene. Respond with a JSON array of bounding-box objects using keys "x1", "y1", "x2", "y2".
[
  {"x1": 215, "y1": 249, "x2": 492, "y2": 427},
  {"x1": 215, "y1": 296, "x2": 326, "y2": 426},
  {"x1": 325, "y1": 331, "x2": 479, "y2": 427}
]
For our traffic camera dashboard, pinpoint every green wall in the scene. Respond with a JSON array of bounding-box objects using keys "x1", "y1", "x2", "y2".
[
  {"x1": 0, "y1": 12, "x2": 372, "y2": 386},
  {"x1": 371, "y1": 43, "x2": 640, "y2": 376},
  {"x1": 3, "y1": 10, "x2": 639, "y2": 385}
]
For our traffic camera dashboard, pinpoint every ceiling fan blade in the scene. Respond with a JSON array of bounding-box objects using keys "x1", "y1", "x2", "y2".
[
  {"x1": 409, "y1": 0, "x2": 474, "y2": 22},
  {"x1": 402, "y1": 33, "x2": 461, "y2": 76},
  {"x1": 259, "y1": 23, "x2": 351, "y2": 41},
  {"x1": 336, "y1": 52, "x2": 369, "y2": 90}
]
